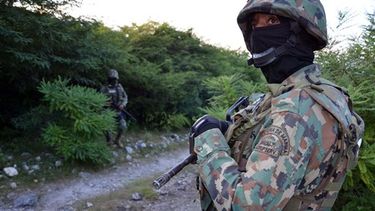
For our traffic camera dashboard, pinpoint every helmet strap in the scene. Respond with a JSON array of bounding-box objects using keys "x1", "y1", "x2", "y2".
[{"x1": 248, "y1": 21, "x2": 301, "y2": 68}]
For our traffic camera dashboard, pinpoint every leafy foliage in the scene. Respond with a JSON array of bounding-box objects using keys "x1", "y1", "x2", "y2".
[
  {"x1": 0, "y1": 5, "x2": 130, "y2": 131},
  {"x1": 0, "y1": 0, "x2": 80, "y2": 14},
  {"x1": 0, "y1": 2, "x2": 374, "y2": 208},
  {"x1": 316, "y1": 12, "x2": 375, "y2": 209},
  {"x1": 161, "y1": 113, "x2": 191, "y2": 131},
  {"x1": 38, "y1": 77, "x2": 115, "y2": 165},
  {"x1": 200, "y1": 73, "x2": 266, "y2": 119},
  {"x1": 118, "y1": 21, "x2": 256, "y2": 127}
]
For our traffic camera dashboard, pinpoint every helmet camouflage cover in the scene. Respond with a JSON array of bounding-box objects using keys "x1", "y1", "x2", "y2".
[
  {"x1": 108, "y1": 69, "x2": 119, "y2": 79},
  {"x1": 237, "y1": 0, "x2": 327, "y2": 51}
]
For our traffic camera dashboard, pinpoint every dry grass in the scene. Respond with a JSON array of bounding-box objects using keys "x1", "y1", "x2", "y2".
[{"x1": 73, "y1": 176, "x2": 158, "y2": 210}]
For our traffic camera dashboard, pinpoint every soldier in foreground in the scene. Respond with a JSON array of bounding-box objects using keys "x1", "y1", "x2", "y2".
[
  {"x1": 189, "y1": 0, "x2": 365, "y2": 210},
  {"x1": 101, "y1": 69, "x2": 128, "y2": 148}
]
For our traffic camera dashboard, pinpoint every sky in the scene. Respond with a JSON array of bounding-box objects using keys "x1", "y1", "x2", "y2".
[{"x1": 69, "y1": 0, "x2": 375, "y2": 51}]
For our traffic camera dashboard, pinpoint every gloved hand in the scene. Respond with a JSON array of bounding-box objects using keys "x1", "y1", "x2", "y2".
[
  {"x1": 118, "y1": 104, "x2": 124, "y2": 110},
  {"x1": 189, "y1": 115, "x2": 229, "y2": 163}
]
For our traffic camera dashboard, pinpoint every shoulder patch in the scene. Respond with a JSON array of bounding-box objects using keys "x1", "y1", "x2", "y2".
[{"x1": 254, "y1": 126, "x2": 290, "y2": 157}]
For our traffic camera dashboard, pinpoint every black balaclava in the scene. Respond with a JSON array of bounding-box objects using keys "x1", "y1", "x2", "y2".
[
  {"x1": 108, "y1": 77, "x2": 118, "y2": 86},
  {"x1": 249, "y1": 18, "x2": 315, "y2": 83}
]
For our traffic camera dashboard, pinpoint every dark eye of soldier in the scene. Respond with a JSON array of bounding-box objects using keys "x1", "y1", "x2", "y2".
[
  {"x1": 268, "y1": 16, "x2": 280, "y2": 25},
  {"x1": 249, "y1": 14, "x2": 280, "y2": 29}
]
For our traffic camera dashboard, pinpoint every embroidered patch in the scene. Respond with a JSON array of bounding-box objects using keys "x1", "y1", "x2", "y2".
[{"x1": 254, "y1": 126, "x2": 290, "y2": 157}]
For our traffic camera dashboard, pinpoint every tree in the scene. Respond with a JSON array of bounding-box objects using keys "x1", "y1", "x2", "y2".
[
  {"x1": 0, "y1": 0, "x2": 80, "y2": 14},
  {"x1": 0, "y1": 6, "x2": 129, "y2": 130}
]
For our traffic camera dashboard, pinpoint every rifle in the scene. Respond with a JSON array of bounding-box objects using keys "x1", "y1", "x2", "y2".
[
  {"x1": 152, "y1": 154, "x2": 196, "y2": 189},
  {"x1": 225, "y1": 96, "x2": 249, "y2": 122},
  {"x1": 152, "y1": 95, "x2": 264, "y2": 189},
  {"x1": 109, "y1": 101, "x2": 137, "y2": 123},
  {"x1": 121, "y1": 109, "x2": 137, "y2": 122}
]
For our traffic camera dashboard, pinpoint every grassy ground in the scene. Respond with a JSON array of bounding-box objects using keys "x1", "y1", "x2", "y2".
[
  {"x1": 72, "y1": 165, "x2": 200, "y2": 211},
  {"x1": 73, "y1": 176, "x2": 158, "y2": 210}
]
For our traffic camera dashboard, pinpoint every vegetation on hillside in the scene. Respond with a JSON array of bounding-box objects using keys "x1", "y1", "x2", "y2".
[{"x1": 0, "y1": 1, "x2": 373, "y2": 209}]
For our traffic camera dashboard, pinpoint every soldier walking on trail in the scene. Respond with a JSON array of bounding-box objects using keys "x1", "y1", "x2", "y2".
[
  {"x1": 101, "y1": 69, "x2": 128, "y2": 148},
  {"x1": 189, "y1": 0, "x2": 365, "y2": 210}
]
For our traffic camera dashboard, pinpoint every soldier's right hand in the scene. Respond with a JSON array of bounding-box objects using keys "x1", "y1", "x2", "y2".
[{"x1": 189, "y1": 115, "x2": 229, "y2": 155}]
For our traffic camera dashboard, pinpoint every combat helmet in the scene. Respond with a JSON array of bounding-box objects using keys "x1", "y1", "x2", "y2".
[
  {"x1": 237, "y1": 0, "x2": 327, "y2": 66},
  {"x1": 107, "y1": 69, "x2": 119, "y2": 80}
]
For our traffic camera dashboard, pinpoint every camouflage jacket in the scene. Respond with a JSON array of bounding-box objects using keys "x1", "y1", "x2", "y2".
[
  {"x1": 195, "y1": 64, "x2": 363, "y2": 211},
  {"x1": 100, "y1": 83, "x2": 128, "y2": 110}
]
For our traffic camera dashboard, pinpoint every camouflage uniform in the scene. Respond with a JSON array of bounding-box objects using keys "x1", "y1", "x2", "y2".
[
  {"x1": 101, "y1": 69, "x2": 128, "y2": 146},
  {"x1": 101, "y1": 83, "x2": 128, "y2": 113},
  {"x1": 195, "y1": 64, "x2": 364, "y2": 210},
  {"x1": 193, "y1": 1, "x2": 365, "y2": 209}
]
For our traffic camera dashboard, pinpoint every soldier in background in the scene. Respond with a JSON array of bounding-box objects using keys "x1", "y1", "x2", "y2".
[
  {"x1": 189, "y1": 0, "x2": 364, "y2": 210},
  {"x1": 101, "y1": 69, "x2": 128, "y2": 148}
]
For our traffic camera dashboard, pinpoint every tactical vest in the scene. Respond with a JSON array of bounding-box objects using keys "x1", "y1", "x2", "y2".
[
  {"x1": 225, "y1": 71, "x2": 364, "y2": 210},
  {"x1": 102, "y1": 83, "x2": 126, "y2": 110}
]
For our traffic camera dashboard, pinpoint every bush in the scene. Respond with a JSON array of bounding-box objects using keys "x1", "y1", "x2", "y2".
[
  {"x1": 38, "y1": 77, "x2": 116, "y2": 165},
  {"x1": 163, "y1": 113, "x2": 191, "y2": 131},
  {"x1": 200, "y1": 73, "x2": 267, "y2": 119}
]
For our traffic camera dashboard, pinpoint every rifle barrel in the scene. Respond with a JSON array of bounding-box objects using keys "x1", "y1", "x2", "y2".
[{"x1": 152, "y1": 154, "x2": 196, "y2": 189}]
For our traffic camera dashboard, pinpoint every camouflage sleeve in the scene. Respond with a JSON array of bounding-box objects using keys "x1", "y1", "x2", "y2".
[
  {"x1": 118, "y1": 84, "x2": 128, "y2": 107},
  {"x1": 196, "y1": 111, "x2": 315, "y2": 210}
]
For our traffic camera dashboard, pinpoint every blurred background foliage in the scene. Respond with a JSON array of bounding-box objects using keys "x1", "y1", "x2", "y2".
[{"x1": 0, "y1": 1, "x2": 374, "y2": 209}]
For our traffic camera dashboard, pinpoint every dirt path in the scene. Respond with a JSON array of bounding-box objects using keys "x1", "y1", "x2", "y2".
[{"x1": 2, "y1": 148, "x2": 201, "y2": 211}]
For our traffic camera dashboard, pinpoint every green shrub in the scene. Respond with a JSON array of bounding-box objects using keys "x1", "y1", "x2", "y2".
[
  {"x1": 200, "y1": 73, "x2": 267, "y2": 120},
  {"x1": 11, "y1": 105, "x2": 54, "y2": 139},
  {"x1": 163, "y1": 113, "x2": 191, "y2": 131},
  {"x1": 199, "y1": 106, "x2": 228, "y2": 120},
  {"x1": 38, "y1": 77, "x2": 116, "y2": 165}
]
